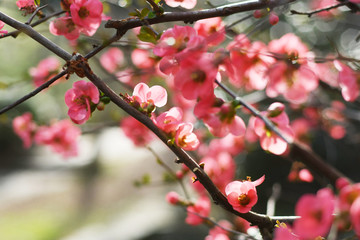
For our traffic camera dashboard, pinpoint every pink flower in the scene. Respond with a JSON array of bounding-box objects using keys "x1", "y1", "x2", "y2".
[
  {"x1": 338, "y1": 183, "x2": 360, "y2": 212},
  {"x1": 0, "y1": 21, "x2": 8, "y2": 35},
  {"x1": 334, "y1": 60, "x2": 360, "y2": 102},
  {"x1": 350, "y1": 0, "x2": 360, "y2": 2},
  {"x1": 166, "y1": 191, "x2": 180, "y2": 205},
  {"x1": 131, "y1": 49, "x2": 156, "y2": 69},
  {"x1": 121, "y1": 117, "x2": 155, "y2": 147},
  {"x1": 49, "y1": 16, "x2": 81, "y2": 40},
  {"x1": 273, "y1": 225, "x2": 298, "y2": 240},
  {"x1": 154, "y1": 107, "x2": 183, "y2": 134},
  {"x1": 194, "y1": 17, "x2": 225, "y2": 46},
  {"x1": 293, "y1": 188, "x2": 335, "y2": 239},
  {"x1": 269, "y1": 12, "x2": 279, "y2": 25},
  {"x1": 267, "y1": 33, "x2": 318, "y2": 103},
  {"x1": 225, "y1": 175, "x2": 265, "y2": 213},
  {"x1": 34, "y1": 119, "x2": 81, "y2": 158},
  {"x1": 153, "y1": 25, "x2": 204, "y2": 58},
  {"x1": 70, "y1": 0, "x2": 103, "y2": 35},
  {"x1": 165, "y1": 0, "x2": 197, "y2": 9},
  {"x1": 350, "y1": 196, "x2": 360, "y2": 238},
  {"x1": 16, "y1": 0, "x2": 37, "y2": 14},
  {"x1": 195, "y1": 97, "x2": 246, "y2": 138},
  {"x1": 253, "y1": 102, "x2": 294, "y2": 155},
  {"x1": 185, "y1": 196, "x2": 211, "y2": 225},
  {"x1": 65, "y1": 80, "x2": 99, "y2": 124},
  {"x1": 29, "y1": 57, "x2": 61, "y2": 87},
  {"x1": 175, "y1": 123, "x2": 200, "y2": 151},
  {"x1": 132, "y1": 82, "x2": 167, "y2": 108},
  {"x1": 173, "y1": 53, "x2": 217, "y2": 100},
  {"x1": 205, "y1": 220, "x2": 232, "y2": 240},
  {"x1": 100, "y1": 47, "x2": 124, "y2": 73},
  {"x1": 12, "y1": 112, "x2": 37, "y2": 148}
]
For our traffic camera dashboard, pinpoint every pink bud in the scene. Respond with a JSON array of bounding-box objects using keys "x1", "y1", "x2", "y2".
[
  {"x1": 253, "y1": 9, "x2": 266, "y2": 18},
  {"x1": 269, "y1": 12, "x2": 279, "y2": 26},
  {"x1": 166, "y1": 191, "x2": 180, "y2": 205}
]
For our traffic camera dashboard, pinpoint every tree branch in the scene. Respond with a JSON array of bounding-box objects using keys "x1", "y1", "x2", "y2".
[
  {"x1": 0, "y1": 11, "x2": 72, "y2": 61},
  {"x1": 0, "y1": 70, "x2": 67, "y2": 115},
  {"x1": 105, "y1": 0, "x2": 298, "y2": 30}
]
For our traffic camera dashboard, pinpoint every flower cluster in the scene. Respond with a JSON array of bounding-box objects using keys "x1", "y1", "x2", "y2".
[
  {"x1": 49, "y1": 0, "x2": 104, "y2": 40},
  {"x1": 29, "y1": 57, "x2": 62, "y2": 87},
  {"x1": 13, "y1": 113, "x2": 81, "y2": 158},
  {"x1": 16, "y1": 0, "x2": 37, "y2": 15}
]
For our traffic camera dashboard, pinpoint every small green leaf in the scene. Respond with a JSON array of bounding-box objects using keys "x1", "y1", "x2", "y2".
[
  {"x1": 141, "y1": 8, "x2": 150, "y2": 18},
  {"x1": 129, "y1": 11, "x2": 139, "y2": 17},
  {"x1": 137, "y1": 26, "x2": 158, "y2": 44},
  {"x1": 148, "y1": 11, "x2": 156, "y2": 19},
  {"x1": 154, "y1": 0, "x2": 161, "y2": 3}
]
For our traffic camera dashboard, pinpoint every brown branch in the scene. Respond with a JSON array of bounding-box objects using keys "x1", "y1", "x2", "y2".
[
  {"x1": 0, "y1": 10, "x2": 66, "y2": 39},
  {"x1": 0, "y1": 11, "x2": 72, "y2": 61},
  {"x1": 79, "y1": 59, "x2": 286, "y2": 232},
  {"x1": 0, "y1": 70, "x2": 68, "y2": 115},
  {"x1": 290, "y1": 2, "x2": 346, "y2": 17},
  {"x1": 105, "y1": 0, "x2": 298, "y2": 30}
]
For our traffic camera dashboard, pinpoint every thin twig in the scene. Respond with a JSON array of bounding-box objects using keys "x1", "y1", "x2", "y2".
[
  {"x1": 0, "y1": 70, "x2": 67, "y2": 115},
  {"x1": 25, "y1": 4, "x2": 48, "y2": 25},
  {"x1": 146, "y1": 0, "x2": 162, "y2": 16},
  {"x1": 290, "y1": 2, "x2": 346, "y2": 17},
  {"x1": 147, "y1": 146, "x2": 190, "y2": 200},
  {"x1": 0, "y1": 10, "x2": 66, "y2": 39}
]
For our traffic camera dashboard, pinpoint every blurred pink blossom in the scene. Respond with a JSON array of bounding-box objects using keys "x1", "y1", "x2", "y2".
[{"x1": 12, "y1": 112, "x2": 37, "y2": 149}]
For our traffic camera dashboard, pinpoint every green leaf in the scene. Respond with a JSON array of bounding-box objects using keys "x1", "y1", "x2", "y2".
[
  {"x1": 137, "y1": 26, "x2": 158, "y2": 44},
  {"x1": 154, "y1": 0, "x2": 161, "y2": 3},
  {"x1": 141, "y1": 8, "x2": 150, "y2": 18},
  {"x1": 129, "y1": 11, "x2": 139, "y2": 17},
  {"x1": 148, "y1": 11, "x2": 156, "y2": 19}
]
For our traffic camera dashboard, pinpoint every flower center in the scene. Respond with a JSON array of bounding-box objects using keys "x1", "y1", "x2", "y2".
[
  {"x1": 191, "y1": 70, "x2": 206, "y2": 83},
  {"x1": 238, "y1": 194, "x2": 250, "y2": 206},
  {"x1": 78, "y1": 6, "x2": 90, "y2": 19}
]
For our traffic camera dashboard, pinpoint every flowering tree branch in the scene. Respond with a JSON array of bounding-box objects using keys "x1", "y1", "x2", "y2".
[
  {"x1": 215, "y1": 79, "x2": 348, "y2": 184},
  {"x1": 290, "y1": 2, "x2": 347, "y2": 17},
  {"x1": 105, "y1": 0, "x2": 298, "y2": 30}
]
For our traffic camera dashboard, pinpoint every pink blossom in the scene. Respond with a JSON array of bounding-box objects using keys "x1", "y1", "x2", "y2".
[
  {"x1": 175, "y1": 123, "x2": 200, "y2": 151},
  {"x1": 291, "y1": 118, "x2": 311, "y2": 145},
  {"x1": 194, "y1": 17, "x2": 225, "y2": 46},
  {"x1": 273, "y1": 226, "x2": 298, "y2": 240},
  {"x1": 12, "y1": 112, "x2": 37, "y2": 149},
  {"x1": 227, "y1": 36, "x2": 273, "y2": 91},
  {"x1": 131, "y1": 49, "x2": 156, "y2": 69},
  {"x1": 34, "y1": 119, "x2": 81, "y2": 158},
  {"x1": 16, "y1": 0, "x2": 36, "y2": 14},
  {"x1": 100, "y1": 47, "x2": 124, "y2": 73},
  {"x1": 29, "y1": 57, "x2": 61, "y2": 87},
  {"x1": 173, "y1": 52, "x2": 217, "y2": 100},
  {"x1": 132, "y1": 82, "x2": 167, "y2": 108},
  {"x1": 121, "y1": 117, "x2": 155, "y2": 147},
  {"x1": 166, "y1": 191, "x2": 180, "y2": 205},
  {"x1": 269, "y1": 12, "x2": 279, "y2": 25},
  {"x1": 334, "y1": 60, "x2": 360, "y2": 102},
  {"x1": 70, "y1": 0, "x2": 103, "y2": 35},
  {"x1": 267, "y1": 33, "x2": 318, "y2": 103},
  {"x1": 196, "y1": 97, "x2": 246, "y2": 138},
  {"x1": 350, "y1": 0, "x2": 360, "y2": 2},
  {"x1": 198, "y1": 152, "x2": 236, "y2": 193},
  {"x1": 350, "y1": 196, "x2": 360, "y2": 238},
  {"x1": 0, "y1": 21, "x2": 8, "y2": 35},
  {"x1": 154, "y1": 107, "x2": 183, "y2": 134},
  {"x1": 293, "y1": 188, "x2": 335, "y2": 239},
  {"x1": 185, "y1": 196, "x2": 211, "y2": 225},
  {"x1": 49, "y1": 16, "x2": 81, "y2": 40},
  {"x1": 225, "y1": 175, "x2": 265, "y2": 213},
  {"x1": 153, "y1": 25, "x2": 204, "y2": 58},
  {"x1": 253, "y1": 102, "x2": 294, "y2": 155},
  {"x1": 338, "y1": 183, "x2": 360, "y2": 212},
  {"x1": 65, "y1": 80, "x2": 99, "y2": 124},
  {"x1": 165, "y1": 0, "x2": 197, "y2": 9},
  {"x1": 205, "y1": 220, "x2": 232, "y2": 240}
]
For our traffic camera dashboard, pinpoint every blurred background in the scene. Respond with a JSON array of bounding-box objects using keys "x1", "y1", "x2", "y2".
[{"x1": 1, "y1": 0, "x2": 360, "y2": 239}]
